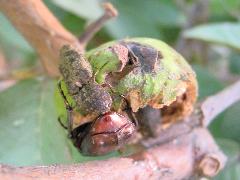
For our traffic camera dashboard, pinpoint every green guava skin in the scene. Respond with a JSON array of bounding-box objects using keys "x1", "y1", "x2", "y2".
[{"x1": 85, "y1": 38, "x2": 196, "y2": 112}]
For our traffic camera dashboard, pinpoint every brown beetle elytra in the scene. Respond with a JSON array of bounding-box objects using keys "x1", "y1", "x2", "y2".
[{"x1": 77, "y1": 112, "x2": 136, "y2": 156}]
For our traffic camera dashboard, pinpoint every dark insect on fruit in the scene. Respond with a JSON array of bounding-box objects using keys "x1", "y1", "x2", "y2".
[
  {"x1": 58, "y1": 45, "x2": 137, "y2": 156},
  {"x1": 58, "y1": 81, "x2": 136, "y2": 156},
  {"x1": 74, "y1": 112, "x2": 135, "y2": 156}
]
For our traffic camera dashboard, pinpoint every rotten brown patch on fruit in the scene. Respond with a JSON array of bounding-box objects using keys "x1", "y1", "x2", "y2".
[
  {"x1": 105, "y1": 65, "x2": 136, "y2": 87},
  {"x1": 148, "y1": 93, "x2": 164, "y2": 109},
  {"x1": 121, "y1": 42, "x2": 159, "y2": 73},
  {"x1": 161, "y1": 75, "x2": 198, "y2": 125},
  {"x1": 105, "y1": 42, "x2": 162, "y2": 90},
  {"x1": 127, "y1": 90, "x2": 143, "y2": 112}
]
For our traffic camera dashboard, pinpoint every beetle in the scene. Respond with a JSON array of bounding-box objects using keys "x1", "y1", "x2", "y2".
[
  {"x1": 58, "y1": 81, "x2": 136, "y2": 156},
  {"x1": 58, "y1": 45, "x2": 137, "y2": 156}
]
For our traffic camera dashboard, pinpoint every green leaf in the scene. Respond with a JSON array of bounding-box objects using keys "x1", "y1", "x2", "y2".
[
  {"x1": 51, "y1": 0, "x2": 185, "y2": 40},
  {"x1": 184, "y1": 23, "x2": 240, "y2": 51},
  {"x1": 51, "y1": 0, "x2": 103, "y2": 20},
  {"x1": 0, "y1": 79, "x2": 72, "y2": 165},
  {"x1": 213, "y1": 139, "x2": 240, "y2": 180},
  {"x1": 229, "y1": 52, "x2": 240, "y2": 74},
  {"x1": 61, "y1": 14, "x2": 85, "y2": 36},
  {"x1": 106, "y1": 0, "x2": 185, "y2": 39},
  {"x1": 210, "y1": 0, "x2": 240, "y2": 21},
  {"x1": 219, "y1": 102, "x2": 240, "y2": 143},
  {"x1": 0, "y1": 79, "x2": 119, "y2": 166},
  {"x1": 44, "y1": 0, "x2": 70, "y2": 21},
  {"x1": 193, "y1": 65, "x2": 224, "y2": 99}
]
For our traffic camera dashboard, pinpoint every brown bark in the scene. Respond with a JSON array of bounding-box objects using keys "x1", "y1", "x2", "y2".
[
  {"x1": 0, "y1": 0, "x2": 82, "y2": 77},
  {"x1": 201, "y1": 80, "x2": 240, "y2": 126},
  {"x1": 0, "y1": 128, "x2": 226, "y2": 180}
]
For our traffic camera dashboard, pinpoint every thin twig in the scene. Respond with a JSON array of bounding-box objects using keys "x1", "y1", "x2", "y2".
[
  {"x1": 79, "y1": 3, "x2": 118, "y2": 48},
  {"x1": 201, "y1": 80, "x2": 240, "y2": 126}
]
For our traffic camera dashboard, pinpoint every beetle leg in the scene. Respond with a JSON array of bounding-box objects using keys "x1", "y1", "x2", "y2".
[
  {"x1": 58, "y1": 116, "x2": 67, "y2": 129},
  {"x1": 66, "y1": 108, "x2": 73, "y2": 138},
  {"x1": 57, "y1": 80, "x2": 74, "y2": 138},
  {"x1": 57, "y1": 80, "x2": 72, "y2": 109}
]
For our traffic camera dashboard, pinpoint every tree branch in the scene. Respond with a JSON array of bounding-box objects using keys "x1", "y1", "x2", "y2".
[
  {"x1": 0, "y1": 0, "x2": 118, "y2": 77},
  {"x1": 0, "y1": 0, "x2": 82, "y2": 77},
  {"x1": 0, "y1": 128, "x2": 226, "y2": 180},
  {"x1": 2, "y1": 80, "x2": 239, "y2": 179},
  {"x1": 201, "y1": 80, "x2": 240, "y2": 126}
]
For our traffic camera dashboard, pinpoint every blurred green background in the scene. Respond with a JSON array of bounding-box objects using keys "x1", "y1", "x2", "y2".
[{"x1": 0, "y1": 0, "x2": 240, "y2": 179}]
